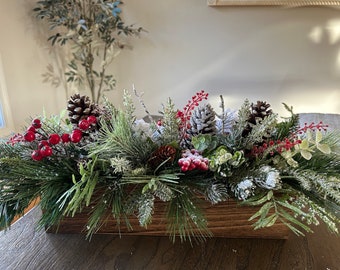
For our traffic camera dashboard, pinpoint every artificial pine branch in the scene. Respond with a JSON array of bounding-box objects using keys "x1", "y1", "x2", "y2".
[
  {"x1": 166, "y1": 187, "x2": 212, "y2": 243},
  {"x1": 91, "y1": 110, "x2": 157, "y2": 166},
  {"x1": 160, "y1": 98, "x2": 181, "y2": 144},
  {"x1": 274, "y1": 103, "x2": 299, "y2": 140}
]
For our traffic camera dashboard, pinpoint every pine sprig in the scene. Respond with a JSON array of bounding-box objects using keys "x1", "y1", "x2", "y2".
[
  {"x1": 242, "y1": 113, "x2": 278, "y2": 150},
  {"x1": 85, "y1": 182, "x2": 131, "y2": 238},
  {"x1": 122, "y1": 89, "x2": 136, "y2": 125},
  {"x1": 160, "y1": 98, "x2": 181, "y2": 144},
  {"x1": 91, "y1": 110, "x2": 157, "y2": 166},
  {"x1": 137, "y1": 192, "x2": 155, "y2": 227},
  {"x1": 166, "y1": 187, "x2": 212, "y2": 243},
  {"x1": 274, "y1": 103, "x2": 299, "y2": 140}
]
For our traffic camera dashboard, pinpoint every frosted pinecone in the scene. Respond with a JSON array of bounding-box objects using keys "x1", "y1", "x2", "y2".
[
  {"x1": 181, "y1": 104, "x2": 216, "y2": 148},
  {"x1": 233, "y1": 178, "x2": 255, "y2": 200},
  {"x1": 254, "y1": 166, "x2": 282, "y2": 190}
]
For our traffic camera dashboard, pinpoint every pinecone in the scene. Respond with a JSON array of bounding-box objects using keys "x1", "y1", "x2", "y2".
[
  {"x1": 148, "y1": 145, "x2": 177, "y2": 169},
  {"x1": 242, "y1": 101, "x2": 272, "y2": 137},
  {"x1": 181, "y1": 104, "x2": 216, "y2": 149},
  {"x1": 67, "y1": 94, "x2": 100, "y2": 126}
]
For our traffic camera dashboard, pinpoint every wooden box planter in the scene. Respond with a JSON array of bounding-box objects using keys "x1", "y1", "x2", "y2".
[{"x1": 47, "y1": 199, "x2": 289, "y2": 239}]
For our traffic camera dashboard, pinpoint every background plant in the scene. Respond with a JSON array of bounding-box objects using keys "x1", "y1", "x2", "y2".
[{"x1": 33, "y1": 0, "x2": 143, "y2": 103}]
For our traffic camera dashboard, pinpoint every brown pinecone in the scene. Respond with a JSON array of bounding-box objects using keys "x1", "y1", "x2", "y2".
[
  {"x1": 242, "y1": 101, "x2": 272, "y2": 137},
  {"x1": 148, "y1": 145, "x2": 177, "y2": 170},
  {"x1": 181, "y1": 104, "x2": 216, "y2": 149},
  {"x1": 67, "y1": 94, "x2": 100, "y2": 126}
]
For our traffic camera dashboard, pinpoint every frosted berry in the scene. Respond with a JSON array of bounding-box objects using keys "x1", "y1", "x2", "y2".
[
  {"x1": 178, "y1": 149, "x2": 209, "y2": 172},
  {"x1": 49, "y1": 134, "x2": 61, "y2": 145},
  {"x1": 61, "y1": 133, "x2": 70, "y2": 143},
  {"x1": 40, "y1": 145, "x2": 53, "y2": 157},
  {"x1": 32, "y1": 118, "x2": 41, "y2": 129},
  {"x1": 31, "y1": 150, "x2": 43, "y2": 161},
  {"x1": 24, "y1": 131, "x2": 36, "y2": 142},
  {"x1": 87, "y1": 115, "x2": 97, "y2": 125},
  {"x1": 78, "y1": 119, "x2": 90, "y2": 130}
]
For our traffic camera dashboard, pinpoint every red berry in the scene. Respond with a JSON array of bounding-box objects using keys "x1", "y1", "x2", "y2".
[
  {"x1": 49, "y1": 134, "x2": 61, "y2": 145},
  {"x1": 24, "y1": 131, "x2": 36, "y2": 142},
  {"x1": 32, "y1": 118, "x2": 41, "y2": 129},
  {"x1": 73, "y1": 128, "x2": 82, "y2": 135},
  {"x1": 70, "y1": 131, "x2": 82, "y2": 143},
  {"x1": 40, "y1": 145, "x2": 53, "y2": 157},
  {"x1": 38, "y1": 140, "x2": 50, "y2": 149},
  {"x1": 78, "y1": 119, "x2": 90, "y2": 130},
  {"x1": 61, "y1": 133, "x2": 70, "y2": 143},
  {"x1": 181, "y1": 166, "x2": 189, "y2": 172},
  {"x1": 157, "y1": 120, "x2": 162, "y2": 126},
  {"x1": 27, "y1": 126, "x2": 36, "y2": 133},
  {"x1": 87, "y1": 115, "x2": 97, "y2": 124},
  {"x1": 31, "y1": 150, "x2": 43, "y2": 161},
  {"x1": 199, "y1": 163, "x2": 208, "y2": 171}
]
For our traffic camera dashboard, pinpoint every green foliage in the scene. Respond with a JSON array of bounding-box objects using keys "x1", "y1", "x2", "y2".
[
  {"x1": 58, "y1": 159, "x2": 100, "y2": 217},
  {"x1": 0, "y1": 156, "x2": 77, "y2": 229},
  {"x1": 85, "y1": 181, "x2": 130, "y2": 238},
  {"x1": 90, "y1": 110, "x2": 157, "y2": 166},
  {"x1": 159, "y1": 98, "x2": 181, "y2": 144},
  {"x1": 274, "y1": 103, "x2": 299, "y2": 140},
  {"x1": 137, "y1": 192, "x2": 154, "y2": 227},
  {"x1": 245, "y1": 190, "x2": 314, "y2": 235},
  {"x1": 242, "y1": 113, "x2": 278, "y2": 149},
  {"x1": 166, "y1": 187, "x2": 212, "y2": 243},
  {"x1": 33, "y1": 0, "x2": 144, "y2": 103},
  {"x1": 191, "y1": 134, "x2": 218, "y2": 153}
]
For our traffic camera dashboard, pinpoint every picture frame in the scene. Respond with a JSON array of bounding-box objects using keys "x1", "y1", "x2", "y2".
[
  {"x1": 207, "y1": 0, "x2": 340, "y2": 6},
  {"x1": 0, "y1": 53, "x2": 14, "y2": 137}
]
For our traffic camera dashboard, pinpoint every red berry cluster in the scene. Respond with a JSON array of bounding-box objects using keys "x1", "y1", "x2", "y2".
[
  {"x1": 176, "y1": 90, "x2": 209, "y2": 130},
  {"x1": 178, "y1": 149, "x2": 209, "y2": 172},
  {"x1": 22, "y1": 116, "x2": 97, "y2": 161},
  {"x1": 251, "y1": 138, "x2": 302, "y2": 157},
  {"x1": 298, "y1": 121, "x2": 328, "y2": 134},
  {"x1": 250, "y1": 121, "x2": 329, "y2": 158},
  {"x1": 77, "y1": 115, "x2": 97, "y2": 131}
]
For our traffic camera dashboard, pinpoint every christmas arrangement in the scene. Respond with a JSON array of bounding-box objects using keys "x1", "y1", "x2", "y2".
[{"x1": 0, "y1": 90, "x2": 339, "y2": 242}]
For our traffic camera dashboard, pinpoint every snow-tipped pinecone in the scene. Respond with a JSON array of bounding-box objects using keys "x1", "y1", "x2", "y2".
[
  {"x1": 242, "y1": 101, "x2": 272, "y2": 137},
  {"x1": 67, "y1": 94, "x2": 100, "y2": 126},
  {"x1": 148, "y1": 145, "x2": 177, "y2": 170},
  {"x1": 181, "y1": 104, "x2": 216, "y2": 148}
]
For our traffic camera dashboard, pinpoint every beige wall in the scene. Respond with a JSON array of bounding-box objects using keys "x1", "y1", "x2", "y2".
[{"x1": 1, "y1": 0, "x2": 340, "y2": 132}]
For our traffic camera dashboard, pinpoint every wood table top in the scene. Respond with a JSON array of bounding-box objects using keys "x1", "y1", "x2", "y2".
[{"x1": 0, "y1": 206, "x2": 339, "y2": 270}]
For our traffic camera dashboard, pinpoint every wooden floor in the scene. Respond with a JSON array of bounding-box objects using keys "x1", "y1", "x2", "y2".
[{"x1": 0, "y1": 207, "x2": 339, "y2": 270}]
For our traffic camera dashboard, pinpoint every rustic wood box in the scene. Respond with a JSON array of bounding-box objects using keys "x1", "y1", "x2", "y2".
[{"x1": 47, "y1": 199, "x2": 289, "y2": 239}]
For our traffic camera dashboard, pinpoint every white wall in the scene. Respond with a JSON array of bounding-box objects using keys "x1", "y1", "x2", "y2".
[{"x1": 1, "y1": 0, "x2": 340, "y2": 131}]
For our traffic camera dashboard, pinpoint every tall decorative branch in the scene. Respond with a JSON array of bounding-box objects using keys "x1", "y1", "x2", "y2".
[{"x1": 33, "y1": 0, "x2": 143, "y2": 103}]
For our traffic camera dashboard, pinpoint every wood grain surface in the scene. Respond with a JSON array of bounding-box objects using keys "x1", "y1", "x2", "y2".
[
  {"x1": 0, "y1": 206, "x2": 339, "y2": 270},
  {"x1": 47, "y1": 199, "x2": 289, "y2": 239}
]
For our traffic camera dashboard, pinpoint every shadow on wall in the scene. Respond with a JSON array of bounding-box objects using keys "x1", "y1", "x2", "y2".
[{"x1": 109, "y1": 3, "x2": 340, "y2": 117}]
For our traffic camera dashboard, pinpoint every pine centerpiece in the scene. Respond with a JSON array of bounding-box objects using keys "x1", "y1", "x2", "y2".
[{"x1": 0, "y1": 90, "x2": 339, "y2": 242}]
